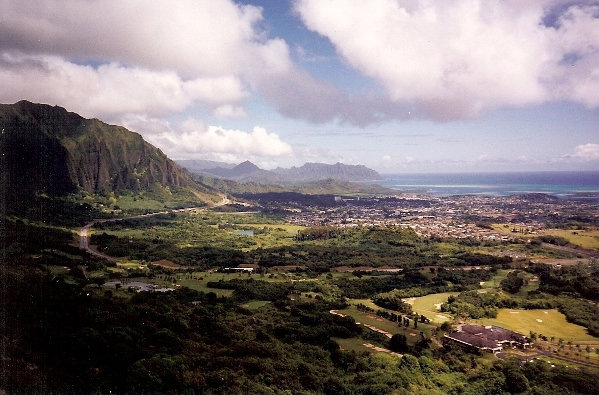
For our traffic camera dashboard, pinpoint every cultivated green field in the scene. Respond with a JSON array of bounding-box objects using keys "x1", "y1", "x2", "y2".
[{"x1": 476, "y1": 309, "x2": 599, "y2": 343}]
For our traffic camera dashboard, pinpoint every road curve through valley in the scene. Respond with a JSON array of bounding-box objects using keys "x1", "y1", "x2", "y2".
[{"x1": 78, "y1": 195, "x2": 230, "y2": 260}]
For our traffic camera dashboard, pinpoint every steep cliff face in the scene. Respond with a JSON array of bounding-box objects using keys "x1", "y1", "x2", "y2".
[{"x1": 0, "y1": 101, "x2": 194, "y2": 196}]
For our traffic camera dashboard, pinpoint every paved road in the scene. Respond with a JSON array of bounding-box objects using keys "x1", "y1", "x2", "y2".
[{"x1": 79, "y1": 196, "x2": 230, "y2": 260}]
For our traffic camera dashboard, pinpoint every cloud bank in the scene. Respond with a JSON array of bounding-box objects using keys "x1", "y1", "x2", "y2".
[
  {"x1": 295, "y1": 0, "x2": 599, "y2": 120},
  {"x1": 121, "y1": 116, "x2": 292, "y2": 162},
  {"x1": 0, "y1": 0, "x2": 597, "y2": 165}
]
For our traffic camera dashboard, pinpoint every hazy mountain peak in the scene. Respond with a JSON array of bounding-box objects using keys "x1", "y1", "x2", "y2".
[{"x1": 233, "y1": 160, "x2": 261, "y2": 173}]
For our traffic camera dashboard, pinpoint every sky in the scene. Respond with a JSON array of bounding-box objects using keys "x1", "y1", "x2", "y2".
[{"x1": 1, "y1": 0, "x2": 599, "y2": 173}]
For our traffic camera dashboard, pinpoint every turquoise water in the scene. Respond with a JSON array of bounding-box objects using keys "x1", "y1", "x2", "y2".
[{"x1": 368, "y1": 171, "x2": 599, "y2": 197}]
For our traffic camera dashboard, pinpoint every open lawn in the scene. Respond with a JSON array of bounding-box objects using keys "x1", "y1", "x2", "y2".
[
  {"x1": 232, "y1": 223, "x2": 305, "y2": 234},
  {"x1": 332, "y1": 337, "x2": 402, "y2": 357},
  {"x1": 403, "y1": 292, "x2": 459, "y2": 323},
  {"x1": 492, "y1": 224, "x2": 599, "y2": 250},
  {"x1": 480, "y1": 269, "x2": 510, "y2": 289},
  {"x1": 338, "y1": 306, "x2": 434, "y2": 341},
  {"x1": 145, "y1": 270, "x2": 298, "y2": 296},
  {"x1": 349, "y1": 293, "x2": 458, "y2": 324},
  {"x1": 542, "y1": 229, "x2": 599, "y2": 250},
  {"x1": 515, "y1": 271, "x2": 540, "y2": 297},
  {"x1": 476, "y1": 309, "x2": 599, "y2": 343},
  {"x1": 242, "y1": 300, "x2": 271, "y2": 310}
]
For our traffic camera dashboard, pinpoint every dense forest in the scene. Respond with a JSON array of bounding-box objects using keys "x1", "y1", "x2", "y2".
[{"x1": 3, "y1": 213, "x2": 599, "y2": 393}]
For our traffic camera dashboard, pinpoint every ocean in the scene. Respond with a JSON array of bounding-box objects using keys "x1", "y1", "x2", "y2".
[{"x1": 368, "y1": 171, "x2": 599, "y2": 198}]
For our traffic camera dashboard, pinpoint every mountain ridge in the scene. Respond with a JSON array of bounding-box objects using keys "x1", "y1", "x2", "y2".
[
  {"x1": 179, "y1": 159, "x2": 381, "y2": 184},
  {"x1": 0, "y1": 101, "x2": 217, "y2": 203}
]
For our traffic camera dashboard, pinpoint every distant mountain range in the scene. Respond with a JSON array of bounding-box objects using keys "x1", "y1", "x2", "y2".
[{"x1": 177, "y1": 159, "x2": 381, "y2": 184}]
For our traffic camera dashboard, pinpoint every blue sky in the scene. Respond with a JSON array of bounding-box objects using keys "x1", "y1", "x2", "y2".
[{"x1": 1, "y1": 0, "x2": 598, "y2": 173}]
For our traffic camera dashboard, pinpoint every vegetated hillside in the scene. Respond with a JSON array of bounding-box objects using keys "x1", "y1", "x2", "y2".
[
  {"x1": 193, "y1": 174, "x2": 394, "y2": 196},
  {"x1": 0, "y1": 101, "x2": 219, "y2": 205},
  {"x1": 181, "y1": 159, "x2": 381, "y2": 184},
  {"x1": 199, "y1": 160, "x2": 272, "y2": 180},
  {"x1": 176, "y1": 159, "x2": 235, "y2": 173},
  {"x1": 272, "y1": 162, "x2": 380, "y2": 182}
]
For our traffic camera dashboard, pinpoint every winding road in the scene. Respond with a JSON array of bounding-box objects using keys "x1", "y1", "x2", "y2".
[{"x1": 79, "y1": 196, "x2": 230, "y2": 260}]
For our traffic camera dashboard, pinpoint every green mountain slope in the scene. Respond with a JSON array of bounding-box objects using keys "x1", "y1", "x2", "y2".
[
  {"x1": 194, "y1": 174, "x2": 394, "y2": 195},
  {"x1": 0, "y1": 101, "x2": 220, "y2": 218}
]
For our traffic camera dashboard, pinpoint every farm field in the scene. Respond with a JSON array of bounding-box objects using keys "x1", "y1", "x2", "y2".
[{"x1": 476, "y1": 309, "x2": 599, "y2": 343}]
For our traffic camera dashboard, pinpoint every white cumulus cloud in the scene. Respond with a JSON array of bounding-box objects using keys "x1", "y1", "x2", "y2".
[
  {"x1": 122, "y1": 116, "x2": 292, "y2": 161},
  {"x1": 571, "y1": 143, "x2": 599, "y2": 161},
  {"x1": 0, "y1": 0, "x2": 290, "y2": 120},
  {"x1": 0, "y1": 53, "x2": 247, "y2": 119},
  {"x1": 295, "y1": 0, "x2": 599, "y2": 120}
]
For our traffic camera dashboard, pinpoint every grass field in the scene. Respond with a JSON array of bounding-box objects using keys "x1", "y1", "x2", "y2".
[
  {"x1": 541, "y1": 229, "x2": 599, "y2": 250},
  {"x1": 332, "y1": 337, "x2": 402, "y2": 357},
  {"x1": 403, "y1": 292, "x2": 459, "y2": 323},
  {"x1": 155, "y1": 270, "x2": 294, "y2": 295},
  {"x1": 480, "y1": 269, "x2": 510, "y2": 289},
  {"x1": 515, "y1": 271, "x2": 540, "y2": 297},
  {"x1": 242, "y1": 300, "x2": 271, "y2": 310},
  {"x1": 338, "y1": 306, "x2": 434, "y2": 340},
  {"x1": 492, "y1": 224, "x2": 599, "y2": 250},
  {"x1": 476, "y1": 309, "x2": 599, "y2": 343},
  {"x1": 349, "y1": 292, "x2": 457, "y2": 324},
  {"x1": 232, "y1": 223, "x2": 305, "y2": 234},
  {"x1": 95, "y1": 211, "x2": 304, "y2": 252}
]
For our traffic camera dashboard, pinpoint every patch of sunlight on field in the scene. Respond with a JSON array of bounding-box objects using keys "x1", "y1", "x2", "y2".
[
  {"x1": 332, "y1": 337, "x2": 373, "y2": 352},
  {"x1": 476, "y1": 309, "x2": 599, "y2": 342}
]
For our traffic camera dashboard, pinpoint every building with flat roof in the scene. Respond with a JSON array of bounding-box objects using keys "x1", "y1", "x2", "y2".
[{"x1": 443, "y1": 324, "x2": 531, "y2": 354}]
